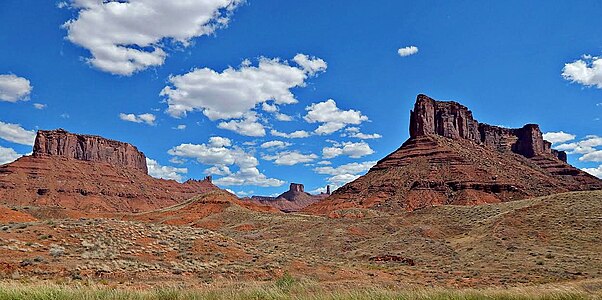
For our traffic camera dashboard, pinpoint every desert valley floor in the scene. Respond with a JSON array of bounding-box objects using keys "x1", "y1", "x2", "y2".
[{"x1": 1, "y1": 190, "x2": 601, "y2": 294}]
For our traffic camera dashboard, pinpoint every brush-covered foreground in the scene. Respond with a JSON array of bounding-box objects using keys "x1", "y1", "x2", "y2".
[
  {"x1": 0, "y1": 190, "x2": 601, "y2": 295},
  {"x1": 0, "y1": 279, "x2": 601, "y2": 300}
]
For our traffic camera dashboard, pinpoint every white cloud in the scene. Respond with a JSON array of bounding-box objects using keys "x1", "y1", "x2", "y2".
[
  {"x1": 562, "y1": 55, "x2": 602, "y2": 88},
  {"x1": 343, "y1": 127, "x2": 382, "y2": 139},
  {"x1": 322, "y1": 141, "x2": 375, "y2": 159},
  {"x1": 146, "y1": 158, "x2": 188, "y2": 182},
  {"x1": 262, "y1": 151, "x2": 318, "y2": 166},
  {"x1": 579, "y1": 150, "x2": 602, "y2": 162},
  {"x1": 260, "y1": 140, "x2": 291, "y2": 149},
  {"x1": 204, "y1": 165, "x2": 231, "y2": 176},
  {"x1": 317, "y1": 160, "x2": 331, "y2": 165},
  {"x1": 217, "y1": 112, "x2": 266, "y2": 137},
  {"x1": 555, "y1": 135, "x2": 602, "y2": 154},
  {"x1": 168, "y1": 137, "x2": 284, "y2": 187},
  {"x1": 174, "y1": 124, "x2": 186, "y2": 130},
  {"x1": 62, "y1": 0, "x2": 242, "y2": 75},
  {"x1": 0, "y1": 121, "x2": 36, "y2": 145},
  {"x1": 293, "y1": 53, "x2": 327, "y2": 75},
  {"x1": 314, "y1": 161, "x2": 376, "y2": 185},
  {"x1": 33, "y1": 103, "x2": 47, "y2": 110},
  {"x1": 270, "y1": 129, "x2": 311, "y2": 138},
  {"x1": 0, "y1": 146, "x2": 24, "y2": 165},
  {"x1": 397, "y1": 46, "x2": 419, "y2": 57},
  {"x1": 161, "y1": 55, "x2": 327, "y2": 121},
  {"x1": 304, "y1": 99, "x2": 368, "y2": 135},
  {"x1": 208, "y1": 136, "x2": 232, "y2": 147},
  {"x1": 582, "y1": 165, "x2": 602, "y2": 178},
  {"x1": 543, "y1": 131, "x2": 576, "y2": 144},
  {"x1": 275, "y1": 112, "x2": 293, "y2": 121},
  {"x1": 119, "y1": 113, "x2": 156, "y2": 125},
  {"x1": 0, "y1": 74, "x2": 32, "y2": 102}
]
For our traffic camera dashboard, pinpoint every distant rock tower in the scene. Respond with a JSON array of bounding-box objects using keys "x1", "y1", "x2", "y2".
[
  {"x1": 289, "y1": 183, "x2": 304, "y2": 192},
  {"x1": 326, "y1": 185, "x2": 331, "y2": 195}
]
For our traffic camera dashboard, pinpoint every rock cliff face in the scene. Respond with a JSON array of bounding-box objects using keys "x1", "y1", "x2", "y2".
[
  {"x1": 305, "y1": 94, "x2": 602, "y2": 216},
  {"x1": 0, "y1": 129, "x2": 218, "y2": 213},
  {"x1": 410, "y1": 95, "x2": 566, "y2": 161},
  {"x1": 33, "y1": 129, "x2": 148, "y2": 173},
  {"x1": 248, "y1": 183, "x2": 328, "y2": 212},
  {"x1": 289, "y1": 183, "x2": 305, "y2": 193}
]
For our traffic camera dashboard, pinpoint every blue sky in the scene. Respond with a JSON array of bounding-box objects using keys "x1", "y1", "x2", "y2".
[{"x1": 1, "y1": 1, "x2": 601, "y2": 196}]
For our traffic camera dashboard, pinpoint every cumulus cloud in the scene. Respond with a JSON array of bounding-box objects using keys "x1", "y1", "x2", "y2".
[
  {"x1": 161, "y1": 55, "x2": 327, "y2": 122},
  {"x1": 0, "y1": 74, "x2": 32, "y2": 102},
  {"x1": 262, "y1": 151, "x2": 318, "y2": 166},
  {"x1": 304, "y1": 99, "x2": 368, "y2": 135},
  {"x1": 582, "y1": 165, "x2": 602, "y2": 178},
  {"x1": 555, "y1": 135, "x2": 602, "y2": 155},
  {"x1": 146, "y1": 158, "x2": 188, "y2": 182},
  {"x1": 217, "y1": 112, "x2": 266, "y2": 137},
  {"x1": 168, "y1": 137, "x2": 283, "y2": 187},
  {"x1": 0, "y1": 146, "x2": 24, "y2": 165},
  {"x1": 62, "y1": 0, "x2": 242, "y2": 75},
  {"x1": 552, "y1": 135, "x2": 602, "y2": 166},
  {"x1": 343, "y1": 127, "x2": 382, "y2": 139},
  {"x1": 580, "y1": 150, "x2": 602, "y2": 162},
  {"x1": 119, "y1": 113, "x2": 156, "y2": 125},
  {"x1": 174, "y1": 124, "x2": 186, "y2": 130},
  {"x1": 398, "y1": 46, "x2": 419, "y2": 57},
  {"x1": 543, "y1": 131, "x2": 576, "y2": 144},
  {"x1": 562, "y1": 55, "x2": 602, "y2": 88},
  {"x1": 274, "y1": 112, "x2": 293, "y2": 121},
  {"x1": 0, "y1": 121, "x2": 36, "y2": 145},
  {"x1": 33, "y1": 103, "x2": 46, "y2": 110},
  {"x1": 314, "y1": 161, "x2": 376, "y2": 185},
  {"x1": 270, "y1": 129, "x2": 311, "y2": 139},
  {"x1": 322, "y1": 141, "x2": 375, "y2": 159},
  {"x1": 260, "y1": 140, "x2": 291, "y2": 149},
  {"x1": 293, "y1": 53, "x2": 327, "y2": 75}
]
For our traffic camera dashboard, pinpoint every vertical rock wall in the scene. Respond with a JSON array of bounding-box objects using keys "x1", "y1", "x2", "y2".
[
  {"x1": 33, "y1": 129, "x2": 148, "y2": 173},
  {"x1": 409, "y1": 94, "x2": 567, "y2": 162}
]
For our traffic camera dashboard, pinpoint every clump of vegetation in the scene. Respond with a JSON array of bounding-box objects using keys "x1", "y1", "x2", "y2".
[
  {"x1": 274, "y1": 272, "x2": 296, "y2": 291},
  {"x1": 49, "y1": 245, "x2": 65, "y2": 258}
]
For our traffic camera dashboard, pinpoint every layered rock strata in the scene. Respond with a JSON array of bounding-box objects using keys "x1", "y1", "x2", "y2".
[
  {"x1": 0, "y1": 129, "x2": 217, "y2": 213},
  {"x1": 305, "y1": 95, "x2": 602, "y2": 215}
]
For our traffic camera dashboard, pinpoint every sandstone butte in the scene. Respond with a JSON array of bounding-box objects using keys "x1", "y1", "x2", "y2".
[
  {"x1": 0, "y1": 129, "x2": 219, "y2": 213},
  {"x1": 245, "y1": 183, "x2": 329, "y2": 212},
  {"x1": 304, "y1": 94, "x2": 602, "y2": 216}
]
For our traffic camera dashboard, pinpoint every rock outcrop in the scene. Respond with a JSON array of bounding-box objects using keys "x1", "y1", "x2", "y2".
[
  {"x1": 33, "y1": 129, "x2": 148, "y2": 173},
  {"x1": 409, "y1": 95, "x2": 567, "y2": 161},
  {"x1": 0, "y1": 129, "x2": 218, "y2": 213},
  {"x1": 305, "y1": 94, "x2": 602, "y2": 215},
  {"x1": 247, "y1": 183, "x2": 329, "y2": 212}
]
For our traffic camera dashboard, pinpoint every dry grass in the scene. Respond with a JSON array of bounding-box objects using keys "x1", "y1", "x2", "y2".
[{"x1": 0, "y1": 279, "x2": 600, "y2": 300}]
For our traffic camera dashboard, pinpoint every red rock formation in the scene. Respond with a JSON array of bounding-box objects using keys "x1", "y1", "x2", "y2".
[
  {"x1": 410, "y1": 95, "x2": 567, "y2": 160},
  {"x1": 33, "y1": 129, "x2": 148, "y2": 173},
  {"x1": 0, "y1": 129, "x2": 219, "y2": 213},
  {"x1": 247, "y1": 183, "x2": 329, "y2": 212},
  {"x1": 305, "y1": 95, "x2": 602, "y2": 215},
  {"x1": 132, "y1": 190, "x2": 279, "y2": 226}
]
